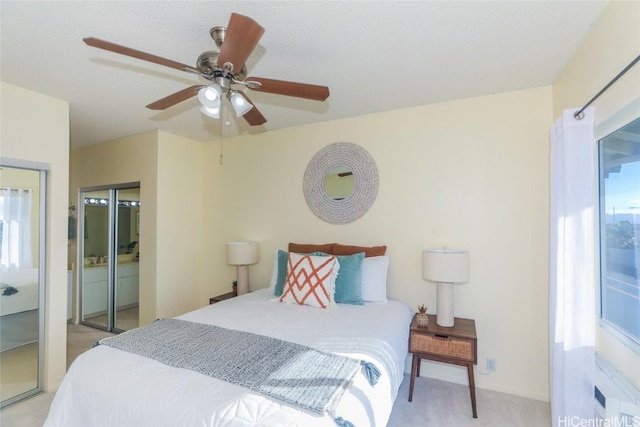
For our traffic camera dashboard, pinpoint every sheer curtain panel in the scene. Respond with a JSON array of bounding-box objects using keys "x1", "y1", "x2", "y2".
[
  {"x1": 0, "y1": 188, "x2": 33, "y2": 270},
  {"x1": 549, "y1": 107, "x2": 596, "y2": 426}
]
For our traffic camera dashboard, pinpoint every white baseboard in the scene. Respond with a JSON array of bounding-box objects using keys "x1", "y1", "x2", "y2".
[{"x1": 403, "y1": 355, "x2": 549, "y2": 402}]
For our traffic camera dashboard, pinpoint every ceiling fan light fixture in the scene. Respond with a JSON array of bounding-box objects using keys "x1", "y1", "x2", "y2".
[
  {"x1": 229, "y1": 91, "x2": 253, "y2": 117},
  {"x1": 198, "y1": 84, "x2": 222, "y2": 108},
  {"x1": 200, "y1": 104, "x2": 221, "y2": 119}
]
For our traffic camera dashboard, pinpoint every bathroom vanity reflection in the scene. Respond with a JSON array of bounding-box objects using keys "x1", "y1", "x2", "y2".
[{"x1": 82, "y1": 260, "x2": 138, "y2": 318}]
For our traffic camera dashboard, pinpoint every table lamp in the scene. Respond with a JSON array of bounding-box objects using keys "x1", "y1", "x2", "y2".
[
  {"x1": 422, "y1": 248, "x2": 470, "y2": 327},
  {"x1": 226, "y1": 242, "x2": 259, "y2": 295}
]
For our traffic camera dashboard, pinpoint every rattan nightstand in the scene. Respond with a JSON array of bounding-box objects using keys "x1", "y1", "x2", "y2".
[{"x1": 408, "y1": 313, "x2": 478, "y2": 418}]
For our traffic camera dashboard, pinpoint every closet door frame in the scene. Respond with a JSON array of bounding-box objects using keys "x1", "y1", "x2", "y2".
[{"x1": 78, "y1": 182, "x2": 139, "y2": 333}]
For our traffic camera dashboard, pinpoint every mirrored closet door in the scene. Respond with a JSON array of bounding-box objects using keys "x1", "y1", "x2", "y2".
[
  {"x1": 80, "y1": 185, "x2": 139, "y2": 333},
  {"x1": 0, "y1": 165, "x2": 45, "y2": 408}
]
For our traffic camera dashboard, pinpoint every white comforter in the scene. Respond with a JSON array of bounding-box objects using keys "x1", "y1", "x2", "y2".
[{"x1": 45, "y1": 289, "x2": 412, "y2": 427}]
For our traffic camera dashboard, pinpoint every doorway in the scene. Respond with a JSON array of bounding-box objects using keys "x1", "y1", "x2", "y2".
[
  {"x1": 80, "y1": 185, "x2": 139, "y2": 333},
  {"x1": 0, "y1": 166, "x2": 45, "y2": 408}
]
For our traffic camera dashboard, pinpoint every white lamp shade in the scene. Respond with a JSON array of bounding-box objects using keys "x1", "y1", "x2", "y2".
[
  {"x1": 226, "y1": 242, "x2": 259, "y2": 265},
  {"x1": 200, "y1": 105, "x2": 220, "y2": 118},
  {"x1": 229, "y1": 92, "x2": 254, "y2": 117},
  {"x1": 198, "y1": 85, "x2": 221, "y2": 108},
  {"x1": 422, "y1": 249, "x2": 469, "y2": 284}
]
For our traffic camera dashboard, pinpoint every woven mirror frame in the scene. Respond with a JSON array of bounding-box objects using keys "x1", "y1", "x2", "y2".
[{"x1": 303, "y1": 142, "x2": 379, "y2": 224}]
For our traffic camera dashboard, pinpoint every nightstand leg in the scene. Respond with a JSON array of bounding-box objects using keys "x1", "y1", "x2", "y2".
[
  {"x1": 416, "y1": 357, "x2": 421, "y2": 377},
  {"x1": 467, "y1": 364, "x2": 477, "y2": 418},
  {"x1": 408, "y1": 354, "x2": 419, "y2": 402}
]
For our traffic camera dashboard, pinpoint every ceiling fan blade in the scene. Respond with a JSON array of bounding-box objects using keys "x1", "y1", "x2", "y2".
[
  {"x1": 237, "y1": 92, "x2": 267, "y2": 126},
  {"x1": 146, "y1": 85, "x2": 203, "y2": 110},
  {"x1": 83, "y1": 37, "x2": 200, "y2": 74},
  {"x1": 246, "y1": 77, "x2": 330, "y2": 101},
  {"x1": 217, "y1": 13, "x2": 265, "y2": 74}
]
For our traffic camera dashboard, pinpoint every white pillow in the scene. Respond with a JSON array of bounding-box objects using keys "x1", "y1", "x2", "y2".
[{"x1": 360, "y1": 256, "x2": 389, "y2": 302}]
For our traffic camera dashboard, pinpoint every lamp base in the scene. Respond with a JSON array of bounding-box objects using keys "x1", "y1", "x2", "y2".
[
  {"x1": 236, "y1": 265, "x2": 249, "y2": 295},
  {"x1": 436, "y1": 282, "x2": 454, "y2": 327}
]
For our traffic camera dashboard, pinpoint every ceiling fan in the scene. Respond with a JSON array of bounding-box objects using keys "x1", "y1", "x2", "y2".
[{"x1": 83, "y1": 13, "x2": 330, "y2": 126}]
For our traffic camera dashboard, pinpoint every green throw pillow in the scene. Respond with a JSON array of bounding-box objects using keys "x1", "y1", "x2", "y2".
[
  {"x1": 273, "y1": 249, "x2": 289, "y2": 296},
  {"x1": 332, "y1": 252, "x2": 365, "y2": 305}
]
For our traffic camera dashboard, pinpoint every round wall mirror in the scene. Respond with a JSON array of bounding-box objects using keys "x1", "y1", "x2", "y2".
[{"x1": 303, "y1": 142, "x2": 379, "y2": 224}]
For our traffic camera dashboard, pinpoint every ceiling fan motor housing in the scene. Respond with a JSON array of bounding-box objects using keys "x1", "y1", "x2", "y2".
[
  {"x1": 209, "y1": 26, "x2": 226, "y2": 48},
  {"x1": 197, "y1": 50, "x2": 247, "y2": 82}
]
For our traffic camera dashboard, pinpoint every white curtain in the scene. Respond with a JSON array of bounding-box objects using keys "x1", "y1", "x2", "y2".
[
  {"x1": 0, "y1": 188, "x2": 33, "y2": 270},
  {"x1": 549, "y1": 107, "x2": 596, "y2": 425}
]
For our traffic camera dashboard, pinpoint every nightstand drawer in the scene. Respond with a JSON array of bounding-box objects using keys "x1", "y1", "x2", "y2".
[{"x1": 410, "y1": 333, "x2": 475, "y2": 362}]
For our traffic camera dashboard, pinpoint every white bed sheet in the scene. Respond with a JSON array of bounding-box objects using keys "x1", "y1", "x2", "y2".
[
  {"x1": 45, "y1": 289, "x2": 412, "y2": 427},
  {"x1": 0, "y1": 268, "x2": 38, "y2": 316}
]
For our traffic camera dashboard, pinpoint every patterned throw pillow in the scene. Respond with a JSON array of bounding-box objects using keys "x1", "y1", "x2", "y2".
[{"x1": 280, "y1": 252, "x2": 340, "y2": 308}]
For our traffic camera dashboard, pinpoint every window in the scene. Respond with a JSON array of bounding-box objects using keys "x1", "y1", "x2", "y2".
[{"x1": 598, "y1": 116, "x2": 640, "y2": 346}]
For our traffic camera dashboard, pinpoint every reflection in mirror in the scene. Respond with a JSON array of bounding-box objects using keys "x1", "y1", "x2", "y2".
[
  {"x1": 84, "y1": 197, "x2": 140, "y2": 257},
  {"x1": 324, "y1": 167, "x2": 354, "y2": 200},
  {"x1": 83, "y1": 206, "x2": 108, "y2": 259},
  {"x1": 82, "y1": 191, "x2": 110, "y2": 331},
  {"x1": 0, "y1": 166, "x2": 44, "y2": 407}
]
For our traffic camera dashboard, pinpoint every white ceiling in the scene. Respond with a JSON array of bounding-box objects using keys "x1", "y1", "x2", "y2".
[{"x1": 1, "y1": 1, "x2": 609, "y2": 149}]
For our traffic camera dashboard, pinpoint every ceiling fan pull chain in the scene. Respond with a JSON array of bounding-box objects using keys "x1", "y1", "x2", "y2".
[{"x1": 219, "y1": 108, "x2": 224, "y2": 165}]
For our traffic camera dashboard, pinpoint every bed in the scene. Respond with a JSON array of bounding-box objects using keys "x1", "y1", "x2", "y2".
[
  {"x1": 0, "y1": 268, "x2": 39, "y2": 352},
  {"x1": 45, "y1": 246, "x2": 412, "y2": 426},
  {"x1": 0, "y1": 268, "x2": 39, "y2": 316}
]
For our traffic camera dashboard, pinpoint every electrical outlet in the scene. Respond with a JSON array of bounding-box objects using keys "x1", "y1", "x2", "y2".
[{"x1": 487, "y1": 357, "x2": 496, "y2": 372}]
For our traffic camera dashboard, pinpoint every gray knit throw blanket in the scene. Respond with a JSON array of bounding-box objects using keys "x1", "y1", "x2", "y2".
[{"x1": 97, "y1": 318, "x2": 381, "y2": 427}]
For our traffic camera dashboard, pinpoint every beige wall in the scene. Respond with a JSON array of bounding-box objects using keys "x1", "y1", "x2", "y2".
[
  {"x1": 0, "y1": 81, "x2": 70, "y2": 392},
  {"x1": 552, "y1": 0, "x2": 640, "y2": 390},
  {"x1": 155, "y1": 132, "x2": 205, "y2": 317},
  {"x1": 201, "y1": 141, "x2": 224, "y2": 301},
  {"x1": 70, "y1": 130, "x2": 207, "y2": 325},
  {"x1": 205, "y1": 86, "x2": 552, "y2": 400}
]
